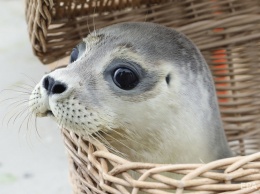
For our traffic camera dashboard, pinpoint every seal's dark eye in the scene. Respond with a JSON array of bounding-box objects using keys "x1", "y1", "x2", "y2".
[
  {"x1": 113, "y1": 68, "x2": 139, "y2": 90},
  {"x1": 70, "y1": 47, "x2": 79, "y2": 63}
]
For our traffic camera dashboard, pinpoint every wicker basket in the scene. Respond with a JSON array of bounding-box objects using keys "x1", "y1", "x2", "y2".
[
  {"x1": 25, "y1": 0, "x2": 260, "y2": 193},
  {"x1": 63, "y1": 129, "x2": 260, "y2": 194}
]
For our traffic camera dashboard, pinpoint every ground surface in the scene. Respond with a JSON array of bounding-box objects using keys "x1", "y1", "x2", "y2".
[{"x1": 0, "y1": 1, "x2": 71, "y2": 194}]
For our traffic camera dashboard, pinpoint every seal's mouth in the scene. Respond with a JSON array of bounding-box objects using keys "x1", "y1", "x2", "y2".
[
  {"x1": 46, "y1": 110, "x2": 54, "y2": 117},
  {"x1": 36, "y1": 110, "x2": 54, "y2": 117}
]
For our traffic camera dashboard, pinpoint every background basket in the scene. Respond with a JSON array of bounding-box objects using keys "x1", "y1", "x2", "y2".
[{"x1": 25, "y1": 0, "x2": 260, "y2": 193}]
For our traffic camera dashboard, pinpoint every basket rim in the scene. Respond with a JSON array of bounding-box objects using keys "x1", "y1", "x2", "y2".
[{"x1": 63, "y1": 129, "x2": 260, "y2": 193}]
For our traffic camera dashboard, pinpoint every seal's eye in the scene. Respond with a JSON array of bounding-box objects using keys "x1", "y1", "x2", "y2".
[
  {"x1": 70, "y1": 47, "x2": 79, "y2": 63},
  {"x1": 113, "y1": 67, "x2": 139, "y2": 90}
]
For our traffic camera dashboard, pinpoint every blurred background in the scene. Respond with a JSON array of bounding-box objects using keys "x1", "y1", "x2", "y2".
[{"x1": 0, "y1": 1, "x2": 71, "y2": 194}]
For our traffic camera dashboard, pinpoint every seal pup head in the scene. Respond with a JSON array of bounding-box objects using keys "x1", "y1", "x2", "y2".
[{"x1": 29, "y1": 22, "x2": 232, "y2": 163}]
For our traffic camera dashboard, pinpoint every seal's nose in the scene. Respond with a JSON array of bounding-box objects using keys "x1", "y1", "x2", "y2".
[{"x1": 43, "y1": 76, "x2": 67, "y2": 95}]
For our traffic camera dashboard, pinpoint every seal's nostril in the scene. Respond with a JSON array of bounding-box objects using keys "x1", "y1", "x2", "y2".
[
  {"x1": 52, "y1": 83, "x2": 67, "y2": 94},
  {"x1": 42, "y1": 76, "x2": 67, "y2": 95},
  {"x1": 43, "y1": 76, "x2": 51, "y2": 91},
  {"x1": 43, "y1": 76, "x2": 55, "y2": 94}
]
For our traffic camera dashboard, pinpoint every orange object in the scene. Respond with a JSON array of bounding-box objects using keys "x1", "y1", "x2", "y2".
[{"x1": 212, "y1": 1, "x2": 229, "y2": 103}]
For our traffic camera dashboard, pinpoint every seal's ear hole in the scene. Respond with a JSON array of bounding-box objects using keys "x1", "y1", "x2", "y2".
[{"x1": 166, "y1": 74, "x2": 171, "y2": 85}]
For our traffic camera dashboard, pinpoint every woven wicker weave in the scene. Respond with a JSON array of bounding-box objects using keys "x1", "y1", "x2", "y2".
[
  {"x1": 26, "y1": 0, "x2": 260, "y2": 64},
  {"x1": 63, "y1": 129, "x2": 260, "y2": 194},
  {"x1": 25, "y1": 0, "x2": 260, "y2": 193}
]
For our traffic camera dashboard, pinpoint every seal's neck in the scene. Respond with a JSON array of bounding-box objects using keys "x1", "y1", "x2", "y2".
[{"x1": 108, "y1": 83, "x2": 232, "y2": 164}]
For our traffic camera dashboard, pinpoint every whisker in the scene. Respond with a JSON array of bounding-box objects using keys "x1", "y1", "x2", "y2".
[
  {"x1": 86, "y1": 8, "x2": 92, "y2": 35},
  {"x1": 2, "y1": 102, "x2": 27, "y2": 127},
  {"x1": 0, "y1": 79, "x2": 39, "y2": 144},
  {"x1": 57, "y1": 115, "x2": 65, "y2": 131},
  {"x1": 8, "y1": 105, "x2": 29, "y2": 127},
  {"x1": 13, "y1": 84, "x2": 33, "y2": 92},
  {"x1": 28, "y1": 113, "x2": 41, "y2": 140},
  {"x1": 25, "y1": 121, "x2": 34, "y2": 150},
  {"x1": 12, "y1": 106, "x2": 29, "y2": 126},
  {"x1": 19, "y1": 109, "x2": 33, "y2": 133},
  {"x1": 87, "y1": 131, "x2": 111, "y2": 150},
  {"x1": 89, "y1": 132, "x2": 124, "y2": 157},
  {"x1": 4, "y1": 100, "x2": 29, "y2": 121},
  {"x1": 34, "y1": 116, "x2": 41, "y2": 138},
  {"x1": 0, "y1": 89, "x2": 31, "y2": 95},
  {"x1": 96, "y1": 130, "x2": 139, "y2": 157},
  {"x1": 26, "y1": 112, "x2": 33, "y2": 133},
  {"x1": 0, "y1": 97, "x2": 28, "y2": 105},
  {"x1": 6, "y1": 99, "x2": 29, "y2": 109},
  {"x1": 92, "y1": 0, "x2": 97, "y2": 36},
  {"x1": 105, "y1": 133, "x2": 140, "y2": 156},
  {"x1": 19, "y1": 82, "x2": 35, "y2": 89},
  {"x1": 21, "y1": 73, "x2": 37, "y2": 85},
  {"x1": 144, "y1": 9, "x2": 148, "y2": 22},
  {"x1": 109, "y1": 128, "x2": 150, "y2": 151}
]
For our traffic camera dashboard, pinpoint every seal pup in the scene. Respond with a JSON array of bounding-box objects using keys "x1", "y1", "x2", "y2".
[{"x1": 29, "y1": 22, "x2": 232, "y2": 164}]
